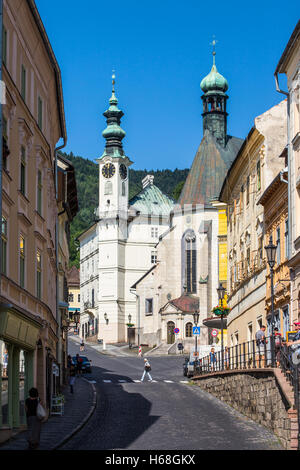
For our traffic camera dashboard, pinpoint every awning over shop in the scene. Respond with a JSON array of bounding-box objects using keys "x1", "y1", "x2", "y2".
[{"x1": 0, "y1": 303, "x2": 41, "y2": 350}]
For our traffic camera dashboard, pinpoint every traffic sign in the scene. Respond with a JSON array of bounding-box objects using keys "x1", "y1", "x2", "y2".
[
  {"x1": 211, "y1": 329, "x2": 218, "y2": 337},
  {"x1": 193, "y1": 326, "x2": 201, "y2": 336},
  {"x1": 174, "y1": 328, "x2": 180, "y2": 334}
]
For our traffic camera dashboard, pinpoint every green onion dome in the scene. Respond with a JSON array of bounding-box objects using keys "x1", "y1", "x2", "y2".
[
  {"x1": 200, "y1": 63, "x2": 228, "y2": 94},
  {"x1": 102, "y1": 90, "x2": 126, "y2": 141}
]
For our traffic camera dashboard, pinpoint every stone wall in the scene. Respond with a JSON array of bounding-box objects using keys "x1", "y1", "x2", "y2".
[{"x1": 194, "y1": 370, "x2": 298, "y2": 450}]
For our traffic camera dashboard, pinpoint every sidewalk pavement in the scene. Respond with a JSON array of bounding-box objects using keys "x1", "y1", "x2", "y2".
[
  {"x1": 70, "y1": 334, "x2": 132, "y2": 356},
  {"x1": 0, "y1": 376, "x2": 97, "y2": 451}
]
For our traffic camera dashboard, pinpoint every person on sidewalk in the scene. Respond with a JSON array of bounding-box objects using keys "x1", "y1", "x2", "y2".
[
  {"x1": 274, "y1": 327, "x2": 283, "y2": 367},
  {"x1": 69, "y1": 362, "x2": 76, "y2": 393},
  {"x1": 209, "y1": 347, "x2": 217, "y2": 371},
  {"x1": 25, "y1": 387, "x2": 43, "y2": 450},
  {"x1": 80, "y1": 340, "x2": 85, "y2": 352},
  {"x1": 255, "y1": 325, "x2": 267, "y2": 367},
  {"x1": 75, "y1": 353, "x2": 83, "y2": 377},
  {"x1": 141, "y1": 358, "x2": 152, "y2": 382}
]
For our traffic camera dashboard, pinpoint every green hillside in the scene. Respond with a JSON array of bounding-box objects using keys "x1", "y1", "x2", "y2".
[{"x1": 60, "y1": 151, "x2": 189, "y2": 268}]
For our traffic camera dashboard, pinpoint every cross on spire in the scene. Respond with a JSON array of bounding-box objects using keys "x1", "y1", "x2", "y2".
[
  {"x1": 210, "y1": 36, "x2": 218, "y2": 65},
  {"x1": 112, "y1": 69, "x2": 116, "y2": 93}
]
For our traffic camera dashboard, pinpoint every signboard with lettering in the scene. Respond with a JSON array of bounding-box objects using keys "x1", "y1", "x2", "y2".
[{"x1": 286, "y1": 331, "x2": 297, "y2": 342}]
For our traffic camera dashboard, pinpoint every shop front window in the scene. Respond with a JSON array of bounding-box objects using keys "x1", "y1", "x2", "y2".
[
  {"x1": 1, "y1": 340, "x2": 9, "y2": 426},
  {"x1": 19, "y1": 350, "x2": 26, "y2": 425}
]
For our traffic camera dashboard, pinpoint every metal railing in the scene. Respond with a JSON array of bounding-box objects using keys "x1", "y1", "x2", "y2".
[{"x1": 197, "y1": 336, "x2": 300, "y2": 449}]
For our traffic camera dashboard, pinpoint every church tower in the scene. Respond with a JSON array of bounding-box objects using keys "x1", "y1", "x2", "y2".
[
  {"x1": 96, "y1": 74, "x2": 133, "y2": 344},
  {"x1": 97, "y1": 73, "x2": 133, "y2": 216},
  {"x1": 200, "y1": 47, "x2": 229, "y2": 148}
]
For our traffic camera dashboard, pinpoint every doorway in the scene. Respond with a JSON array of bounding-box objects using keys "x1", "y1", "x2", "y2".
[{"x1": 167, "y1": 321, "x2": 175, "y2": 344}]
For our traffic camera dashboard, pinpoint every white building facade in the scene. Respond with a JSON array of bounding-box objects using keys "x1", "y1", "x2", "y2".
[{"x1": 78, "y1": 79, "x2": 174, "y2": 344}]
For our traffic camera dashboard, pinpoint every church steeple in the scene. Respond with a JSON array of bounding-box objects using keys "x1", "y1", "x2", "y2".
[
  {"x1": 101, "y1": 72, "x2": 126, "y2": 158},
  {"x1": 200, "y1": 42, "x2": 229, "y2": 147}
]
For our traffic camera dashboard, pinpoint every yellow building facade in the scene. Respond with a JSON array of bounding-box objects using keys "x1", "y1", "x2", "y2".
[{"x1": 219, "y1": 101, "x2": 287, "y2": 345}]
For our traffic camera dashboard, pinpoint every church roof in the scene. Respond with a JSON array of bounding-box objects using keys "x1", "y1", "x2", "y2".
[
  {"x1": 129, "y1": 182, "x2": 175, "y2": 216},
  {"x1": 160, "y1": 293, "x2": 199, "y2": 314},
  {"x1": 178, "y1": 131, "x2": 243, "y2": 206}
]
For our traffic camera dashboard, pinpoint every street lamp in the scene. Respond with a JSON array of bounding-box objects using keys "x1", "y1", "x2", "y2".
[
  {"x1": 217, "y1": 283, "x2": 226, "y2": 370},
  {"x1": 128, "y1": 314, "x2": 132, "y2": 324},
  {"x1": 265, "y1": 235, "x2": 277, "y2": 367},
  {"x1": 193, "y1": 310, "x2": 200, "y2": 360}
]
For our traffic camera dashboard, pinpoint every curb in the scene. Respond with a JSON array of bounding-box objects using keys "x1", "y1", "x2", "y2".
[{"x1": 52, "y1": 379, "x2": 97, "y2": 450}]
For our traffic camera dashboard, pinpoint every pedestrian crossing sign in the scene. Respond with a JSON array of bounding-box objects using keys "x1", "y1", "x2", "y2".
[{"x1": 193, "y1": 326, "x2": 201, "y2": 336}]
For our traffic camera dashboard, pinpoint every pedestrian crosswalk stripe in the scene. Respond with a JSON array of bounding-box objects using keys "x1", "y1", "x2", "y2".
[{"x1": 101, "y1": 379, "x2": 187, "y2": 384}]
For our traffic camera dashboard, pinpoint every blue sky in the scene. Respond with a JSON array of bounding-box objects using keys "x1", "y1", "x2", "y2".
[{"x1": 36, "y1": 0, "x2": 296, "y2": 171}]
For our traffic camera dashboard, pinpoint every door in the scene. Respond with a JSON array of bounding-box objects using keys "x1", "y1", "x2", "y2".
[
  {"x1": 167, "y1": 321, "x2": 175, "y2": 344},
  {"x1": 283, "y1": 306, "x2": 289, "y2": 339}
]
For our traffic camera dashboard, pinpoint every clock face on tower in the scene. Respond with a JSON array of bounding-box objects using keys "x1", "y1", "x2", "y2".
[
  {"x1": 102, "y1": 163, "x2": 116, "y2": 179},
  {"x1": 119, "y1": 163, "x2": 128, "y2": 180}
]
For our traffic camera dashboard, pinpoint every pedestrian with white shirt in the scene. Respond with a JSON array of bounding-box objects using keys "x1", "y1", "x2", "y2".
[{"x1": 141, "y1": 358, "x2": 153, "y2": 382}]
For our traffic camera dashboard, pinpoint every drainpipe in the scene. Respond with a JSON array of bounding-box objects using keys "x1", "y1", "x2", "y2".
[
  {"x1": 0, "y1": 0, "x2": 3, "y2": 299},
  {"x1": 275, "y1": 73, "x2": 293, "y2": 329},
  {"x1": 55, "y1": 141, "x2": 66, "y2": 387},
  {"x1": 275, "y1": 73, "x2": 290, "y2": 258}
]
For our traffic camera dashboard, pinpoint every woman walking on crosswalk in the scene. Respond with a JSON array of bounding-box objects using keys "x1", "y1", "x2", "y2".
[{"x1": 141, "y1": 358, "x2": 153, "y2": 382}]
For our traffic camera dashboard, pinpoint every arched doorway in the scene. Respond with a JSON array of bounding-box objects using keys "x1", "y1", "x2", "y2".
[{"x1": 167, "y1": 321, "x2": 175, "y2": 344}]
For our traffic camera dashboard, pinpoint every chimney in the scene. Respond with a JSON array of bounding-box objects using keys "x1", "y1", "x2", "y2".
[{"x1": 142, "y1": 175, "x2": 154, "y2": 189}]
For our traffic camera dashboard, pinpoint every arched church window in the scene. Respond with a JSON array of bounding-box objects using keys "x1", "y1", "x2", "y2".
[
  {"x1": 183, "y1": 231, "x2": 197, "y2": 294},
  {"x1": 104, "y1": 181, "x2": 112, "y2": 195},
  {"x1": 185, "y1": 322, "x2": 193, "y2": 338},
  {"x1": 122, "y1": 181, "x2": 126, "y2": 196}
]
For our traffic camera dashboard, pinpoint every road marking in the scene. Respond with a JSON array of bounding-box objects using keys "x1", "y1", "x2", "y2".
[{"x1": 101, "y1": 379, "x2": 188, "y2": 384}]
